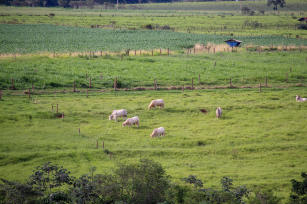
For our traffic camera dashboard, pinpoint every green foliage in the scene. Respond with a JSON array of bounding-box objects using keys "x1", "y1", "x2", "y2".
[
  {"x1": 247, "y1": 189, "x2": 282, "y2": 204},
  {"x1": 267, "y1": 0, "x2": 286, "y2": 10},
  {"x1": 115, "y1": 159, "x2": 170, "y2": 204},
  {"x1": 29, "y1": 161, "x2": 74, "y2": 193},
  {"x1": 289, "y1": 172, "x2": 307, "y2": 204},
  {"x1": 0, "y1": 179, "x2": 42, "y2": 203}
]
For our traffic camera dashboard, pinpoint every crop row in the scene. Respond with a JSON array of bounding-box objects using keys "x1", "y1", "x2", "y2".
[{"x1": 1, "y1": 24, "x2": 307, "y2": 54}]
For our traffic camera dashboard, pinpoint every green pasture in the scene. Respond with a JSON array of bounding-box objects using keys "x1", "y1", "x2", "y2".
[
  {"x1": 0, "y1": 88, "x2": 306, "y2": 202},
  {"x1": 0, "y1": 4, "x2": 306, "y2": 38},
  {"x1": 0, "y1": 51, "x2": 306, "y2": 90}
]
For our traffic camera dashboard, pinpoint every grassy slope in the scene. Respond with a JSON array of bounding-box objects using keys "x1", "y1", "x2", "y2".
[
  {"x1": 0, "y1": 88, "x2": 306, "y2": 202},
  {"x1": 0, "y1": 51, "x2": 306, "y2": 89}
]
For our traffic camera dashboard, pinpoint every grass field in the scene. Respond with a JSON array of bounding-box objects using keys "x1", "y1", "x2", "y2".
[
  {"x1": 0, "y1": 88, "x2": 306, "y2": 202},
  {"x1": 1, "y1": 24, "x2": 307, "y2": 55},
  {"x1": 0, "y1": 51, "x2": 306, "y2": 90},
  {"x1": 1, "y1": 3, "x2": 307, "y2": 38},
  {"x1": 0, "y1": 1, "x2": 307, "y2": 202}
]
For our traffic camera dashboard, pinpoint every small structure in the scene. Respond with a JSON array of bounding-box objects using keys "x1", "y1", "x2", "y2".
[{"x1": 224, "y1": 39, "x2": 242, "y2": 48}]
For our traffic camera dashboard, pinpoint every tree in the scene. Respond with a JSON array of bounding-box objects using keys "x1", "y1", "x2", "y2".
[
  {"x1": 267, "y1": 0, "x2": 286, "y2": 10},
  {"x1": 115, "y1": 159, "x2": 170, "y2": 204},
  {"x1": 289, "y1": 172, "x2": 307, "y2": 204}
]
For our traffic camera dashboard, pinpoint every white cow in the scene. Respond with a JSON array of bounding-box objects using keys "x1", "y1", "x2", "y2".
[
  {"x1": 109, "y1": 109, "x2": 127, "y2": 121},
  {"x1": 122, "y1": 116, "x2": 139, "y2": 128},
  {"x1": 216, "y1": 107, "x2": 222, "y2": 118},
  {"x1": 150, "y1": 127, "x2": 165, "y2": 138},
  {"x1": 296, "y1": 95, "x2": 307, "y2": 102},
  {"x1": 148, "y1": 99, "x2": 164, "y2": 110}
]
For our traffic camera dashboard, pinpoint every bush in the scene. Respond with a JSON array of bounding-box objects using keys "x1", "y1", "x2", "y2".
[
  {"x1": 247, "y1": 189, "x2": 282, "y2": 204},
  {"x1": 289, "y1": 172, "x2": 307, "y2": 204}
]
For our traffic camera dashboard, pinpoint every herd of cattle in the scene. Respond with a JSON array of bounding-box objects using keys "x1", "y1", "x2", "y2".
[
  {"x1": 108, "y1": 95, "x2": 306, "y2": 138},
  {"x1": 108, "y1": 99, "x2": 223, "y2": 138}
]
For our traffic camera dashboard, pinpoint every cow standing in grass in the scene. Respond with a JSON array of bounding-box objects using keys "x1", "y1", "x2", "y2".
[
  {"x1": 109, "y1": 109, "x2": 127, "y2": 122},
  {"x1": 148, "y1": 99, "x2": 164, "y2": 110},
  {"x1": 151, "y1": 127, "x2": 165, "y2": 138},
  {"x1": 216, "y1": 107, "x2": 222, "y2": 119},
  {"x1": 296, "y1": 95, "x2": 307, "y2": 102},
  {"x1": 122, "y1": 116, "x2": 139, "y2": 128}
]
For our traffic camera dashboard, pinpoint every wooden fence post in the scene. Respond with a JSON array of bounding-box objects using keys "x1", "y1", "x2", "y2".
[
  {"x1": 285, "y1": 73, "x2": 288, "y2": 83},
  {"x1": 78, "y1": 128, "x2": 80, "y2": 136},
  {"x1": 167, "y1": 48, "x2": 170, "y2": 56},
  {"x1": 114, "y1": 77, "x2": 117, "y2": 91},
  {"x1": 198, "y1": 74, "x2": 201, "y2": 85},
  {"x1": 73, "y1": 81, "x2": 76, "y2": 92},
  {"x1": 229, "y1": 78, "x2": 232, "y2": 87},
  {"x1": 192, "y1": 78, "x2": 194, "y2": 90},
  {"x1": 28, "y1": 88, "x2": 31, "y2": 99},
  {"x1": 56, "y1": 104, "x2": 58, "y2": 113},
  {"x1": 193, "y1": 47, "x2": 195, "y2": 54},
  {"x1": 89, "y1": 77, "x2": 92, "y2": 88},
  {"x1": 135, "y1": 50, "x2": 136, "y2": 56},
  {"x1": 86, "y1": 88, "x2": 88, "y2": 98},
  {"x1": 154, "y1": 79, "x2": 157, "y2": 90},
  {"x1": 259, "y1": 83, "x2": 262, "y2": 92},
  {"x1": 160, "y1": 48, "x2": 162, "y2": 55},
  {"x1": 213, "y1": 48, "x2": 216, "y2": 54},
  {"x1": 182, "y1": 84, "x2": 184, "y2": 92},
  {"x1": 102, "y1": 141, "x2": 104, "y2": 149},
  {"x1": 11, "y1": 78, "x2": 15, "y2": 90},
  {"x1": 100, "y1": 50, "x2": 102, "y2": 56},
  {"x1": 152, "y1": 50, "x2": 153, "y2": 56}
]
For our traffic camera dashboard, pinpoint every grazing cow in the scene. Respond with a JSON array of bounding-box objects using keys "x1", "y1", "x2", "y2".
[
  {"x1": 122, "y1": 116, "x2": 139, "y2": 128},
  {"x1": 148, "y1": 99, "x2": 164, "y2": 110},
  {"x1": 216, "y1": 107, "x2": 222, "y2": 118},
  {"x1": 109, "y1": 109, "x2": 127, "y2": 121},
  {"x1": 150, "y1": 127, "x2": 165, "y2": 138},
  {"x1": 296, "y1": 95, "x2": 307, "y2": 102}
]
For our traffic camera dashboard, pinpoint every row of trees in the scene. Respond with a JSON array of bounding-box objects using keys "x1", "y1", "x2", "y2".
[{"x1": 0, "y1": 159, "x2": 306, "y2": 204}]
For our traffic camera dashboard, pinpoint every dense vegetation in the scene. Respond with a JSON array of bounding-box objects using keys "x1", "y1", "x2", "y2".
[{"x1": 2, "y1": 160, "x2": 305, "y2": 203}]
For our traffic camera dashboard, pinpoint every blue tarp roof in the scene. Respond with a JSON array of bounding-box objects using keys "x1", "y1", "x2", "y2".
[{"x1": 224, "y1": 39, "x2": 242, "y2": 47}]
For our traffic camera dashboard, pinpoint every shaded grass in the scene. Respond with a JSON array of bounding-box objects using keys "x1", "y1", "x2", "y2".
[{"x1": 0, "y1": 88, "x2": 306, "y2": 202}]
